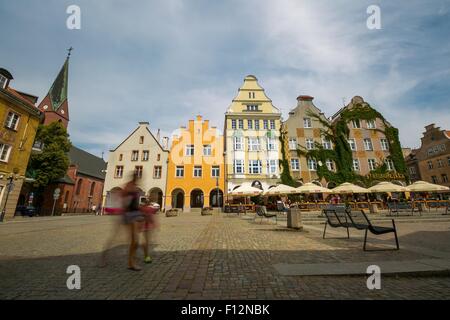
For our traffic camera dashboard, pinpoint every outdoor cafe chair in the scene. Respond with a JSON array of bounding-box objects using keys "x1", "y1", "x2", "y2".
[{"x1": 345, "y1": 209, "x2": 400, "y2": 251}]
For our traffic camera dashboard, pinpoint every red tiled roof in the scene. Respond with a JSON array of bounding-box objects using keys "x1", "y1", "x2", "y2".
[{"x1": 5, "y1": 87, "x2": 37, "y2": 108}]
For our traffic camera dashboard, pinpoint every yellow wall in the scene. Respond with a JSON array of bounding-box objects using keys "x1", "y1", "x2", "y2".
[
  {"x1": 165, "y1": 115, "x2": 224, "y2": 210},
  {"x1": 0, "y1": 91, "x2": 40, "y2": 219}
]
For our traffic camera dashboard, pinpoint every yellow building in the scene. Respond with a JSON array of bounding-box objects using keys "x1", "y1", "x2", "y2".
[
  {"x1": 0, "y1": 68, "x2": 41, "y2": 221},
  {"x1": 165, "y1": 115, "x2": 224, "y2": 211},
  {"x1": 224, "y1": 75, "x2": 282, "y2": 194}
]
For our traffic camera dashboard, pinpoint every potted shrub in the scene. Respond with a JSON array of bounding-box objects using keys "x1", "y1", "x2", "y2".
[
  {"x1": 201, "y1": 207, "x2": 214, "y2": 215},
  {"x1": 165, "y1": 209, "x2": 178, "y2": 217}
]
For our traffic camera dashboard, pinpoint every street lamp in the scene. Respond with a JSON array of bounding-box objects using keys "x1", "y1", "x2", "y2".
[{"x1": 0, "y1": 173, "x2": 16, "y2": 222}]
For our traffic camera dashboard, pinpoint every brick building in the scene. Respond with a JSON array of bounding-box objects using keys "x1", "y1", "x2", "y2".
[
  {"x1": 19, "y1": 53, "x2": 106, "y2": 215},
  {"x1": 406, "y1": 124, "x2": 450, "y2": 187}
]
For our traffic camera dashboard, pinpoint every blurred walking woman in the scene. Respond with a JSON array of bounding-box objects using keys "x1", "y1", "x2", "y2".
[{"x1": 122, "y1": 173, "x2": 144, "y2": 271}]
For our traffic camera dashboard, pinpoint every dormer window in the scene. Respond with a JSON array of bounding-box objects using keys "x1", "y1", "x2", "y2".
[
  {"x1": 246, "y1": 105, "x2": 258, "y2": 111},
  {"x1": 0, "y1": 75, "x2": 7, "y2": 89}
]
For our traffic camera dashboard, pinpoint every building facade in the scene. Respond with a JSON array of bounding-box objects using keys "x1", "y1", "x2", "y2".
[
  {"x1": 0, "y1": 68, "x2": 41, "y2": 220},
  {"x1": 224, "y1": 75, "x2": 282, "y2": 194},
  {"x1": 330, "y1": 96, "x2": 402, "y2": 183},
  {"x1": 103, "y1": 122, "x2": 169, "y2": 209},
  {"x1": 283, "y1": 95, "x2": 332, "y2": 187},
  {"x1": 406, "y1": 124, "x2": 450, "y2": 187},
  {"x1": 165, "y1": 115, "x2": 224, "y2": 211}
]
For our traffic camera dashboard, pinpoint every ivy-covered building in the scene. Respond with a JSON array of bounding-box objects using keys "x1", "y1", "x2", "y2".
[
  {"x1": 282, "y1": 95, "x2": 333, "y2": 187},
  {"x1": 282, "y1": 95, "x2": 407, "y2": 187}
]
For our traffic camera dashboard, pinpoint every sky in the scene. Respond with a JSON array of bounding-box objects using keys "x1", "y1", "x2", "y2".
[{"x1": 1, "y1": 0, "x2": 449, "y2": 158}]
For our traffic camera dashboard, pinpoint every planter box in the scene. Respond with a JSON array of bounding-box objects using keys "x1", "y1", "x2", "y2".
[
  {"x1": 166, "y1": 209, "x2": 179, "y2": 217},
  {"x1": 201, "y1": 208, "x2": 214, "y2": 215}
]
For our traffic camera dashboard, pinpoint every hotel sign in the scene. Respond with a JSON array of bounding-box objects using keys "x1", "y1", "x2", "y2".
[{"x1": 367, "y1": 172, "x2": 405, "y2": 180}]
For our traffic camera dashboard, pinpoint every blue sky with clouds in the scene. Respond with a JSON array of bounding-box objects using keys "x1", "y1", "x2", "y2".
[{"x1": 1, "y1": 0, "x2": 449, "y2": 157}]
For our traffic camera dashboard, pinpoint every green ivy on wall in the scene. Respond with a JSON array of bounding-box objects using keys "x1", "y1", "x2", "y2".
[{"x1": 297, "y1": 102, "x2": 408, "y2": 187}]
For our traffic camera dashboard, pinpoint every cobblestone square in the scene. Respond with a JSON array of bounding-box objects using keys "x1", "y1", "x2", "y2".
[{"x1": 1, "y1": 212, "x2": 450, "y2": 300}]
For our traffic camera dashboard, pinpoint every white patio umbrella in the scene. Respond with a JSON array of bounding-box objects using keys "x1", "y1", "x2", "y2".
[
  {"x1": 229, "y1": 185, "x2": 263, "y2": 196},
  {"x1": 406, "y1": 181, "x2": 450, "y2": 192},
  {"x1": 368, "y1": 181, "x2": 407, "y2": 193},
  {"x1": 331, "y1": 182, "x2": 370, "y2": 194},
  {"x1": 295, "y1": 182, "x2": 331, "y2": 194},
  {"x1": 264, "y1": 184, "x2": 298, "y2": 196}
]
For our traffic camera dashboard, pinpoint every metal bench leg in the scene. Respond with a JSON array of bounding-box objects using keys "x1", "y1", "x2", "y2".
[
  {"x1": 322, "y1": 223, "x2": 328, "y2": 239},
  {"x1": 363, "y1": 229, "x2": 368, "y2": 251},
  {"x1": 392, "y1": 219, "x2": 400, "y2": 250}
]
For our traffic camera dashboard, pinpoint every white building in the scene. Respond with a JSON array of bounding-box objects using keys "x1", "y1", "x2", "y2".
[{"x1": 103, "y1": 122, "x2": 169, "y2": 209}]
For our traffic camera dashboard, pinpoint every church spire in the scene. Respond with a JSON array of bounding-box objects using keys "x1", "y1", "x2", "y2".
[{"x1": 38, "y1": 50, "x2": 71, "y2": 129}]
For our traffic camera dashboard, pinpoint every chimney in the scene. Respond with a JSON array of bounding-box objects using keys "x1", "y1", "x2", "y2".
[
  {"x1": 156, "y1": 129, "x2": 161, "y2": 142},
  {"x1": 297, "y1": 95, "x2": 314, "y2": 101},
  {"x1": 162, "y1": 137, "x2": 169, "y2": 150}
]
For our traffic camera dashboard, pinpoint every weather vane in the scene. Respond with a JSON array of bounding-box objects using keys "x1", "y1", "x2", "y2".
[{"x1": 67, "y1": 47, "x2": 73, "y2": 58}]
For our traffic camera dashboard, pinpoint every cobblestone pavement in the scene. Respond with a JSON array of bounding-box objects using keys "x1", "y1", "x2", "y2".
[{"x1": 1, "y1": 212, "x2": 450, "y2": 300}]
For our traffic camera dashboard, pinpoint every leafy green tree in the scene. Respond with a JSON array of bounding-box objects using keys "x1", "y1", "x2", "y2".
[{"x1": 27, "y1": 122, "x2": 72, "y2": 188}]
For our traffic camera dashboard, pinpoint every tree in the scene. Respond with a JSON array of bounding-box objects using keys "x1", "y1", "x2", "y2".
[{"x1": 27, "y1": 122, "x2": 72, "y2": 188}]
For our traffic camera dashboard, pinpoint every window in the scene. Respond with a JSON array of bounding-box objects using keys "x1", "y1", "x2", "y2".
[
  {"x1": 367, "y1": 120, "x2": 376, "y2": 129},
  {"x1": 288, "y1": 138, "x2": 297, "y2": 150},
  {"x1": 212, "y1": 166, "x2": 220, "y2": 177},
  {"x1": 142, "y1": 150, "x2": 149, "y2": 161},
  {"x1": 153, "y1": 166, "x2": 162, "y2": 179},
  {"x1": 352, "y1": 119, "x2": 361, "y2": 129},
  {"x1": 268, "y1": 159, "x2": 277, "y2": 174},
  {"x1": 247, "y1": 105, "x2": 258, "y2": 111},
  {"x1": 303, "y1": 118, "x2": 312, "y2": 128},
  {"x1": 157, "y1": 154, "x2": 161, "y2": 161},
  {"x1": 270, "y1": 120, "x2": 275, "y2": 130},
  {"x1": 291, "y1": 159, "x2": 300, "y2": 171},
  {"x1": 0, "y1": 75, "x2": 8, "y2": 89},
  {"x1": 442, "y1": 174, "x2": 449, "y2": 183},
  {"x1": 306, "y1": 138, "x2": 314, "y2": 150},
  {"x1": 5, "y1": 112, "x2": 20, "y2": 130},
  {"x1": 119, "y1": 154, "x2": 123, "y2": 161},
  {"x1": 368, "y1": 159, "x2": 377, "y2": 171},
  {"x1": 448, "y1": 156, "x2": 450, "y2": 166},
  {"x1": 409, "y1": 167, "x2": 417, "y2": 175},
  {"x1": 348, "y1": 139, "x2": 357, "y2": 151},
  {"x1": 203, "y1": 145, "x2": 212, "y2": 156},
  {"x1": 114, "y1": 166, "x2": 124, "y2": 178},
  {"x1": 267, "y1": 138, "x2": 277, "y2": 151},
  {"x1": 326, "y1": 159, "x2": 335, "y2": 171},
  {"x1": 90, "y1": 182, "x2": 96, "y2": 196},
  {"x1": 139, "y1": 136, "x2": 144, "y2": 144},
  {"x1": 135, "y1": 166, "x2": 143, "y2": 178},
  {"x1": 363, "y1": 138, "x2": 373, "y2": 151},
  {"x1": 385, "y1": 159, "x2": 395, "y2": 171},
  {"x1": 0, "y1": 143, "x2": 11, "y2": 162},
  {"x1": 76, "y1": 179, "x2": 83, "y2": 195},
  {"x1": 248, "y1": 137, "x2": 260, "y2": 151},
  {"x1": 193, "y1": 166, "x2": 202, "y2": 177},
  {"x1": 352, "y1": 159, "x2": 360, "y2": 171},
  {"x1": 380, "y1": 139, "x2": 389, "y2": 151},
  {"x1": 249, "y1": 160, "x2": 262, "y2": 174},
  {"x1": 254, "y1": 120, "x2": 260, "y2": 130},
  {"x1": 437, "y1": 159, "x2": 443, "y2": 168},
  {"x1": 186, "y1": 145, "x2": 194, "y2": 156},
  {"x1": 231, "y1": 119, "x2": 237, "y2": 129},
  {"x1": 307, "y1": 158, "x2": 317, "y2": 171},
  {"x1": 431, "y1": 176, "x2": 438, "y2": 184},
  {"x1": 234, "y1": 160, "x2": 244, "y2": 174},
  {"x1": 263, "y1": 120, "x2": 269, "y2": 130},
  {"x1": 322, "y1": 139, "x2": 332, "y2": 150},
  {"x1": 238, "y1": 119, "x2": 244, "y2": 129},
  {"x1": 234, "y1": 136, "x2": 243, "y2": 151},
  {"x1": 427, "y1": 161, "x2": 433, "y2": 170},
  {"x1": 176, "y1": 166, "x2": 184, "y2": 177},
  {"x1": 247, "y1": 119, "x2": 253, "y2": 130},
  {"x1": 131, "y1": 150, "x2": 139, "y2": 161}
]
